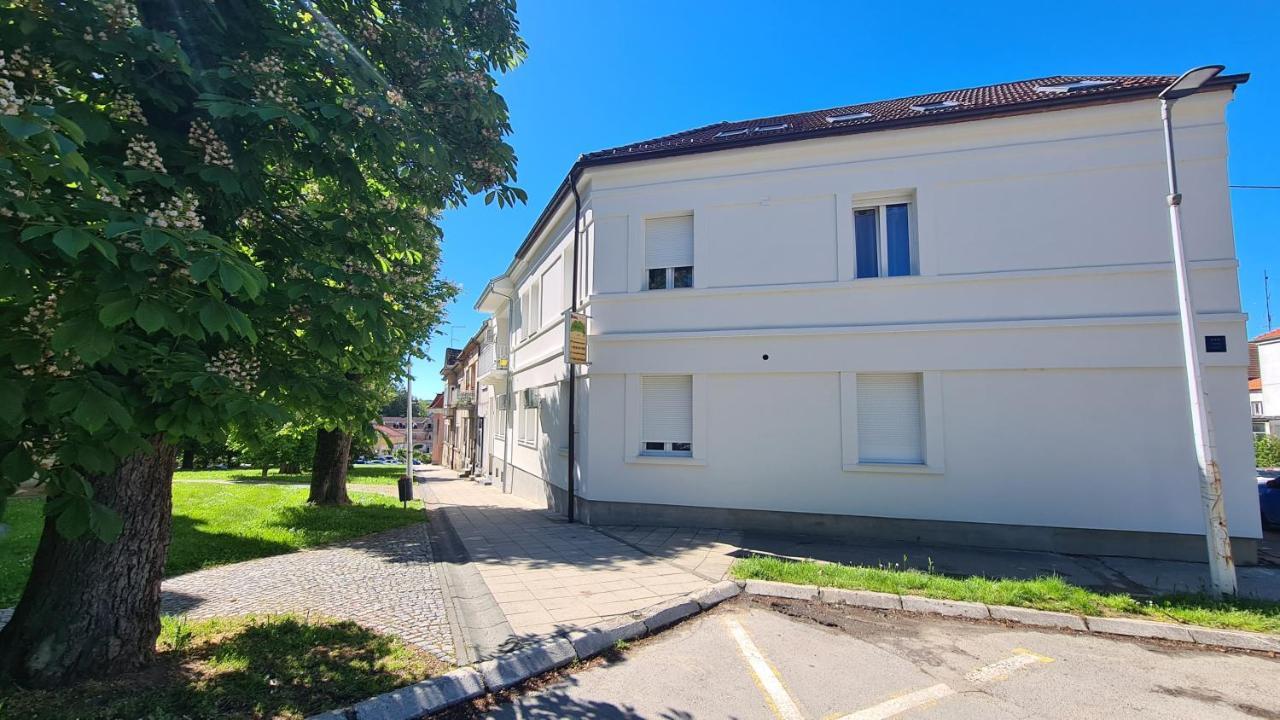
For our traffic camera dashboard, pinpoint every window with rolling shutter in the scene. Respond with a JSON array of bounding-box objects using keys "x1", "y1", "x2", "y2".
[
  {"x1": 641, "y1": 375, "x2": 693, "y2": 455},
  {"x1": 644, "y1": 215, "x2": 694, "y2": 290},
  {"x1": 857, "y1": 373, "x2": 923, "y2": 464}
]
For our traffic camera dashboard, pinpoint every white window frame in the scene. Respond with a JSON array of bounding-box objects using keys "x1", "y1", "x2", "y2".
[
  {"x1": 852, "y1": 193, "x2": 918, "y2": 279},
  {"x1": 624, "y1": 374, "x2": 707, "y2": 466},
  {"x1": 1252, "y1": 400, "x2": 1265, "y2": 417},
  {"x1": 839, "y1": 371, "x2": 944, "y2": 474},
  {"x1": 643, "y1": 213, "x2": 695, "y2": 292},
  {"x1": 518, "y1": 387, "x2": 539, "y2": 448}
]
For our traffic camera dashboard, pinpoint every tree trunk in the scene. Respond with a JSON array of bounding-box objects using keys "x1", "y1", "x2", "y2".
[
  {"x1": 0, "y1": 437, "x2": 176, "y2": 687},
  {"x1": 180, "y1": 446, "x2": 194, "y2": 470},
  {"x1": 280, "y1": 461, "x2": 300, "y2": 474},
  {"x1": 261, "y1": 466, "x2": 269, "y2": 477},
  {"x1": 309, "y1": 428, "x2": 351, "y2": 505}
]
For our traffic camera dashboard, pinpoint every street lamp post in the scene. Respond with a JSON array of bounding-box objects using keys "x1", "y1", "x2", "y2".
[{"x1": 1158, "y1": 65, "x2": 1236, "y2": 597}]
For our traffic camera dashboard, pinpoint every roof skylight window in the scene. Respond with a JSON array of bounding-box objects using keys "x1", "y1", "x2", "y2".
[
  {"x1": 909, "y1": 100, "x2": 961, "y2": 112},
  {"x1": 826, "y1": 112, "x2": 875, "y2": 123},
  {"x1": 753, "y1": 123, "x2": 789, "y2": 132},
  {"x1": 1034, "y1": 79, "x2": 1116, "y2": 94},
  {"x1": 714, "y1": 128, "x2": 750, "y2": 138}
]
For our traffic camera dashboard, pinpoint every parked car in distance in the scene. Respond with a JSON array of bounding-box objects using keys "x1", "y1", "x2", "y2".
[{"x1": 1260, "y1": 475, "x2": 1280, "y2": 528}]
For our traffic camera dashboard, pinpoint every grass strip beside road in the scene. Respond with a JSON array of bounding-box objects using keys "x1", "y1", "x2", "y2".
[
  {"x1": 0, "y1": 614, "x2": 446, "y2": 720},
  {"x1": 0, "y1": 483, "x2": 422, "y2": 607},
  {"x1": 732, "y1": 556, "x2": 1280, "y2": 635}
]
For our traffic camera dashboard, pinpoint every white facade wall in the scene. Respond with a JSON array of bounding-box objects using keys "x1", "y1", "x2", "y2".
[
  {"x1": 1259, "y1": 340, "x2": 1280, "y2": 418},
  {"x1": 480, "y1": 89, "x2": 1260, "y2": 549}
]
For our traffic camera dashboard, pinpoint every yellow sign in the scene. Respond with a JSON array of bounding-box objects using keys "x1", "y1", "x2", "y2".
[{"x1": 566, "y1": 311, "x2": 588, "y2": 365}]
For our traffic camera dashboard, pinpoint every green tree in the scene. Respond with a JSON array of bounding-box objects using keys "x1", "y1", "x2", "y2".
[
  {"x1": 1257, "y1": 434, "x2": 1280, "y2": 468},
  {"x1": 0, "y1": 0, "x2": 523, "y2": 685}
]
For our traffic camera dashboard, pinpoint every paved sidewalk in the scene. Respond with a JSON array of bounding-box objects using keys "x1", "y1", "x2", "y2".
[
  {"x1": 162, "y1": 521, "x2": 455, "y2": 663},
  {"x1": 419, "y1": 467, "x2": 709, "y2": 641}
]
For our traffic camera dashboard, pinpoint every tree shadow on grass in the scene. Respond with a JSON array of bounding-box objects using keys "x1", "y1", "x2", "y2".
[
  {"x1": 162, "y1": 513, "x2": 301, "y2": 580},
  {"x1": 270, "y1": 502, "x2": 424, "y2": 548},
  {"x1": 0, "y1": 614, "x2": 445, "y2": 720}
]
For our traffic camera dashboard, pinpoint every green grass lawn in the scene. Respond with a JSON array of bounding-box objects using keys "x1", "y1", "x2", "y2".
[
  {"x1": 174, "y1": 463, "x2": 405, "y2": 486},
  {"x1": 0, "y1": 613, "x2": 446, "y2": 720},
  {"x1": 733, "y1": 556, "x2": 1280, "y2": 635},
  {"x1": 0, "y1": 483, "x2": 422, "y2": 607}
]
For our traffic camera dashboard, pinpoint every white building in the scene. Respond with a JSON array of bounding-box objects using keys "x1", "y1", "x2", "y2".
[
  {"x1": 474, "y1": 74, "x2": 1261, "y2": 562},
  {"x1": 1254, "y1": 331, "x2": 1280, "y2": 437}
]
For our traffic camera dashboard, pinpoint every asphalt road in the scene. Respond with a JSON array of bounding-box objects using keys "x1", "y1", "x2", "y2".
[{"x1": 480, "y1": 597, "x2": 1280, "y2": 720}]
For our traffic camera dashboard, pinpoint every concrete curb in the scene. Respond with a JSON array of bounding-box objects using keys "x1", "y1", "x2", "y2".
[
  {"x1": 306, "y1": 580, "x2": 742, "y2": 720},
  {"x1": 739, "y1": 581, "x2": 1280, "y2": 654}
]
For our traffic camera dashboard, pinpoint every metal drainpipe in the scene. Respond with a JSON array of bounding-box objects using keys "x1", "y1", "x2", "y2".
[{"x1": 567, "y1": 174, "x2": 582, "y2": 523}]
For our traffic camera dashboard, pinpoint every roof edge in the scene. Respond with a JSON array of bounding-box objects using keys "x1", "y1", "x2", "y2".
[{"x1": 508, "y1": 73, "x2": 1248, "y2": 265}]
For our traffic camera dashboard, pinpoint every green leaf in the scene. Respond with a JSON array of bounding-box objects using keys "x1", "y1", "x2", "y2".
[
  {"x1": 135, "y1": 301, "x2": 165, "y2": 333},
  {"x1": 140, "y1": 227, "x2": 168, "y2": 252},
  {"x1": 0, "y1": 379, "x2": 26, "y2": 426},
  {"x1": 105, "y1": 221, "x2": 138, "y2": 238},
  {"x1": 74, "y1": 322, "x2": 115, "y2": 364},
  {"x1": 218, "y1": 262, "x2": 243, "y2": 293},
  {"x1": 189, "y1": 255, "x2": 218, "y2": 282},
  {"x1": 54, "y1": 498, "x2": 91, "y2": 539},
  {"x1": 72, "y1": 387, "x2": 112, "y2": 433},
  {"x1": 90, "y1": 503, "x2": 124, "y2": 542},
  {"x1": 90, "y1": 237, "x2": 118, "y2": 265},
  {"x1": 0, "y1": 115, "x2": 44, "y2": 141},
  {"x1": 52, "y1": 228, "x2": 93, "y2": 259},
  {"x1": 61, "y1": 151, "x2": 90, "y2": 176},
  {"x1": 1, "y1": 447, "x2": 36, "y2": 484},
  {"x1": 20, "y1": 224, "x2": 59, "y2": 241},
  {"x1": 198, "y1": 299, "x2": 232, "y2": 337},
  {"x1": 98, "y1": 297, "x2": 136, "y2": 327},
  {"x1": 48, "y1": 130, "x2": 76, "y2": 155}
]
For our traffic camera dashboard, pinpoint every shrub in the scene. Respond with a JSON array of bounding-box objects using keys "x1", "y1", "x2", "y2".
[{"x1": 1256, "y1": 434, "x2": 1280, "y2": 468}]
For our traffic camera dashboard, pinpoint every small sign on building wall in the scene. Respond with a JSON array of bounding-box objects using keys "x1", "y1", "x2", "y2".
[{"x1": 566, "y1": 311, "x2": 589, "y2": 365}]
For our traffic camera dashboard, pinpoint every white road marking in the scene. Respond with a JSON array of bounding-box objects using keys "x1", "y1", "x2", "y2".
[
  {"x1": 963, "y1": 649, "x2": 1051, "y2": 684},
  {"x1": 836, "y1": 683, "x2": 955, "y2": 720},
  {"x1": 723, "y1": 617, "x2": 805, "y2": 720},
  {"x1": 836, "y1": 650, "x2": 1054, "y2": 720}
]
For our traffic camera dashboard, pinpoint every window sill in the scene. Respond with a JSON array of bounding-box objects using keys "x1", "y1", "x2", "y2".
[
  {"x1": 558, "y1": 447, "x2": 569, "y2": 457},
  {"x1": 518, "y1": 440, "x2": 538, "y2": 449},
  {"x1": 843, "y1": 462, "x2": 943, "y2": 475},
  {"x1": 626, "y1": 454, "x2": 706, "y2": 467}
]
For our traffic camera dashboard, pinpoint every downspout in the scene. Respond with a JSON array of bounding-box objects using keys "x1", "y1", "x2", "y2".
[{"x1": 567, "y1": 171, "x2": 582, "y2": 522}]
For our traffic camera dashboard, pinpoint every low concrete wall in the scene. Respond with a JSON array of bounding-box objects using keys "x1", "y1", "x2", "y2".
[{"x1": 576, "y1": 498, "x2": 1258, "y2": 564}]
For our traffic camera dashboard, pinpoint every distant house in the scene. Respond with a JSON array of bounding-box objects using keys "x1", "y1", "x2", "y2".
[
  {"x1": 426, "y1": 392, "x2": 445, "y2": 462},
  {"x1": 1253, "y1": 330, "x2": 1280, "y2": 437}
]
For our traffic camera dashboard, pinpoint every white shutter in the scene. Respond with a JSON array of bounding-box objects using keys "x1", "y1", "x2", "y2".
[
  {"x1": 645, "y1": 215, "x2": 693, "y2": 268},
  {"x1": 642, "y1": 375, "x2": 692, "y2": 445},
  {"x1": 540, "y1": 256, "x2": 563, "y2": 326},
  {"x1": 857, "y1": 373, "x2": 923, "y2": 463}
]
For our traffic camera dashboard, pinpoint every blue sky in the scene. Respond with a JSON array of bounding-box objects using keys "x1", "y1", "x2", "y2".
[{"x1": 411, "y1": 0, "x2": 1280, "y2": 398}]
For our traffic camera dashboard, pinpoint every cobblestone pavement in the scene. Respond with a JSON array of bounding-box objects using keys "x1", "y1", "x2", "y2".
[
  {"x1": 160, "y1": 521, "x2": 454, "y2": 663},
  {"x1": 420, "y1": 467, "x2": 710, "y2": 640}
]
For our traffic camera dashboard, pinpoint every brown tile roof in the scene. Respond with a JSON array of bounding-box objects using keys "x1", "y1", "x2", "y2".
[
  {"x1": 582, "y1": 75, "x2": 1245, "y2": 165},
  {"x1": 1253, "y1": 329, "x2": 1280, "y2": 344},
  {"x1": 511, "y1": 72, "x2": 1246, "y2": 264},
  {"x1": 1251, "y1": 377, "x2": 1263, "y2": 392}
]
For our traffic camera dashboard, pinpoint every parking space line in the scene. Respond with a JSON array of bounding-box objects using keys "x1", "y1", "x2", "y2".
[
  {"x1": 836, "y1": 650, "x2": 1054, "y2": 720},
  {"x1": 723, "y1": 617, "x2": 805, "y2": 720},
  {"x1": 836, "y1": 683, "x2": 955, "y2": 720},
  {"x1": 963, "y1": 649, "x2": 1053, "y2": 684}
]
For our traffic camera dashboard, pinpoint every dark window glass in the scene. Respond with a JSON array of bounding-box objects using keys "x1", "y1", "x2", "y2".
[
  {"x1": 886, "y1": 203, "x2": 911, "y2": 276},
  {"x1": 854, "y1": 208, "x2": 879, "y2": 278},
  {"x1": 672, "y1": 442, "x2": 692, "y2": 453},
  {"x1": 673, "y1": 266, "x2": 694, "y2": 288},
  {"x1": 648, "y1": 268, "x2": 667, "y2": 290},
  {"x1": 644, "y1": 442, "x2": 665, "y2": 452}
]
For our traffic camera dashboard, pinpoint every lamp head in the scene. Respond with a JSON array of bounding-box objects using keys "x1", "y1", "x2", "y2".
[{"x1": 1159, "y1": 65, "x2": 1225, "y2": 101}]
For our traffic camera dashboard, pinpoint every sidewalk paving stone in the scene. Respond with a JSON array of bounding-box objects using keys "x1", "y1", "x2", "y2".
[{"x1": 419, "y1": 467, "x2": 711, "y2": 642}]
